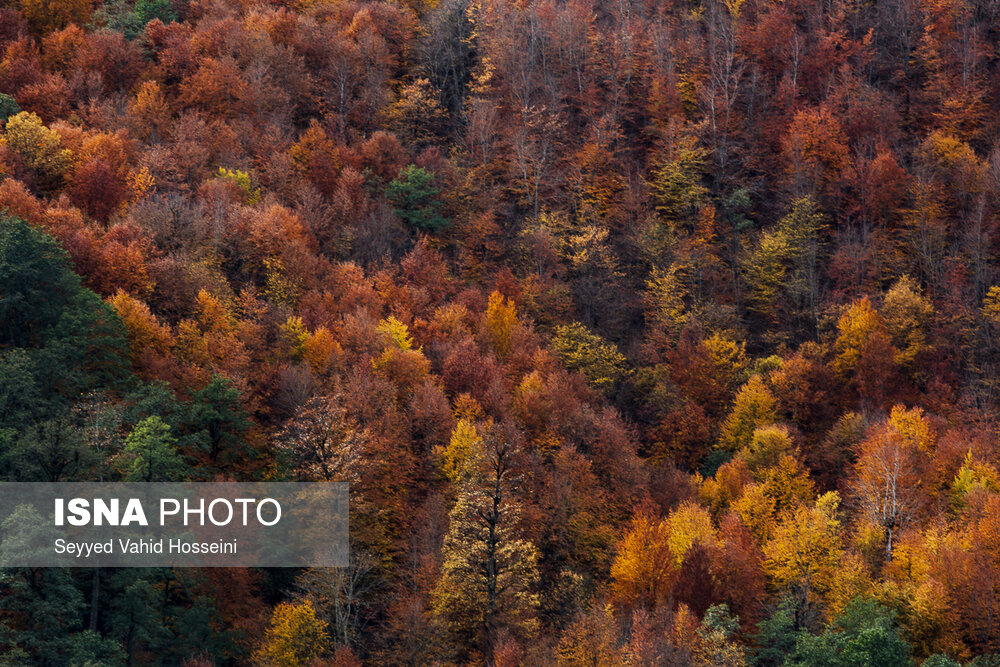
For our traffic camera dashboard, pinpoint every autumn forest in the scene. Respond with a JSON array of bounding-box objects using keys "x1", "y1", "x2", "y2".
[{"x1": 1, "y1": 0, "x2": 1000, "y2": 663}]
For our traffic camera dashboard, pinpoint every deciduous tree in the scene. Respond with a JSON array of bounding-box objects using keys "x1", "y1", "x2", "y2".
[{"x1": 433, "y1": 423, "x2": 539, "y2": 658}]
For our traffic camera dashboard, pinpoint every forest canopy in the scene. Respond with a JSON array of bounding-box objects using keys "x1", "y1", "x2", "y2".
[{"x1": 0, "y1": 0, "x2": 999, "y2": 664}]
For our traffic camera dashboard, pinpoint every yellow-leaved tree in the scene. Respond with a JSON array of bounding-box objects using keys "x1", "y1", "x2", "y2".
[
  {"x1": 644, "y1": 264, "x2": 688, "y2": 346},
  {"x1": 432, "y1": 423, "x2": 539, "y2": 659},
  {"x1": 763, "y1": 492, "x2": 844, "y2": 616},
  {"x1": 484, "y1": 290, "x2": 517, "y2": 358},
  {"x1": 833, "y1": 297, "x2": 899, "y2": 406},
  {"x1": 373, "y1": 316, "x2": 430, "y2": 399},
  {"x1": 881, "y1": 275, "x2": 933, "y2": 373},
  {"x1": 611, "y1": 502, "x2": 718, "y2": 609},
  {"x1": 437, "y1": 418, "x2": 482, "y2": 484},
  {"x1": 252, "y1": 600, "x2": 329, "y2": 666},
  {"x1": 610, "y1": 510, "x2": 674, "y2": 609},
  {"x1": 666, "y1": 502, "x2": 719, "y2": 567},
  {"x1": 718, "y1": 375, "x2": 777, "y2": 452},
  {"x1": 2, "y1": 111, "x2": 73, "y2": 191}
]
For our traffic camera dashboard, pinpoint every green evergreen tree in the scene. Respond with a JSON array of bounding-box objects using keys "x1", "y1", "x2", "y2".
[
  {"x1": 753, "y1": 599, "x2": 802, "y2": 667},
  {"x1": 183, "y1": 375, "x2": 251, "y2": 467},
  {"x1": 789, "y1": 597, "x2": 911, "y2": 667},
  {"x1": 0, "y1": 94, "x2": 21, "y2": 125},
  {"x1": 117, "y1": 416, "x2": 187, "y2": 482},
  {"x1": 386, "y1": 165, "x2": 449, "y2": 232}
]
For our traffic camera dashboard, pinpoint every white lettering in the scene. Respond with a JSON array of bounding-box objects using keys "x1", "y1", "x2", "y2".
[{"x1": 258, "y1": 498, "x2": 281, "y2": 526}]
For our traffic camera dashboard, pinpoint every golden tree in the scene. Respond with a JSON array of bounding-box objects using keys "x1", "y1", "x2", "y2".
[
  {"x1": 252, "y1": 600, "x2": 329, "y2": 667},
  {"x1": 432, "y1": 424, "x2": 539, "y2": 658},
  {"x1": 763, "y1": 492, "x2": 845, "y2": 615}
]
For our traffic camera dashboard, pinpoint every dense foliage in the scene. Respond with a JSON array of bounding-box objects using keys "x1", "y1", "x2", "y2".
[{"x1": 0, "y1": 0, "x2": 1000, "y2": 664}]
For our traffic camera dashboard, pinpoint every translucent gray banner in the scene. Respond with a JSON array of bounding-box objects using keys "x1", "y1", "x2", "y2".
[{"x1": 0, "y1": 483, "x2": 348, "y2": 567}]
